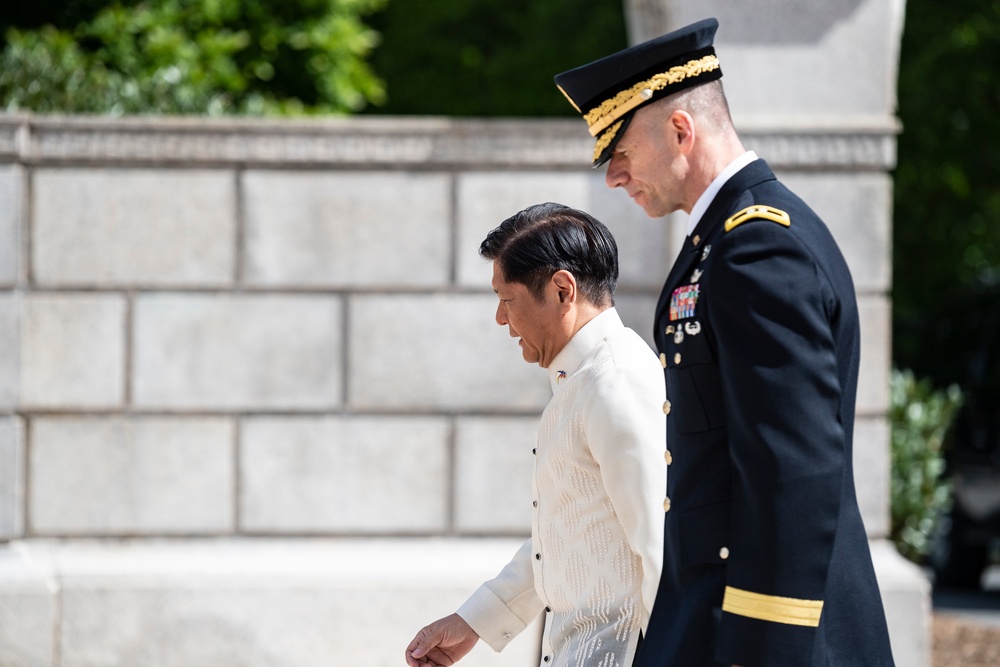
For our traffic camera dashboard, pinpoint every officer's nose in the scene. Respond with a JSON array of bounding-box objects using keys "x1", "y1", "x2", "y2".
[{"x1": 605, "y1": 154, "x2": 627, "y2": 189}]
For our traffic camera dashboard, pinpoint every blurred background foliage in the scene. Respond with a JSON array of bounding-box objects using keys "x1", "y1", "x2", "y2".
[
  {"x1": 1, "y1": 0, "x2": 998, "y2": 564},
  {"x1": 0, "y1": 0, "x2": 626, "y2": 116},
  {"x1": 893, "y1": 0, "x2": 1000, "y2": 409},
  {"x1": 0, "y1": 0, "x2": 388, "y2": 114},
  {"x1": 362, "y1": 0, "x2": 627, "y2": 116},
  {"x1": 890, "y1": 369, "x2": 962, "y2": 562},
  {"x1": 892, "y1": 0, "x2": 1000, "y2": 566}
]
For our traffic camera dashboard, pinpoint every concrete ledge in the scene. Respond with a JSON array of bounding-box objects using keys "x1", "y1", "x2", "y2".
[
  {"x1": 0, "y1": 538, "x2": 542, "y2": 667},
  {"x1": 0, "y1": 115, "x2": 898, "y2": 170},
  {"x1": 0, "y1": 544, "x2": 57, "y2": 667},
  {"x1": 871, "y1": 539, "x2": 931, "y2": 667},
  {"x1": 0, "y1": 538, "x2": 926, "y2": 667}
]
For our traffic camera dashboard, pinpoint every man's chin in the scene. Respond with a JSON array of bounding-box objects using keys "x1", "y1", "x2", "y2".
[
  {"x1": 632, "y1": 194, "x2": 660, "y2": 218},
  {"x1": 639, "y1": 199, "x2": 668, "y2": 218}
]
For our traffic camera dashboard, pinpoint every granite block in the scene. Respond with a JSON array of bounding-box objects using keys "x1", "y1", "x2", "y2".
[
  {"x1": 32, "y1": 168, "x2": 235, "y2": 287},
  {"x1": 29, "y1": 416, "x2": 234, "y2": 535}
]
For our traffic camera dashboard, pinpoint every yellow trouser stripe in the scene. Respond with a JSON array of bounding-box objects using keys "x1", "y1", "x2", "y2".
[{"x1": 722, "y1": 586, "x2": 824, "y2": 627}]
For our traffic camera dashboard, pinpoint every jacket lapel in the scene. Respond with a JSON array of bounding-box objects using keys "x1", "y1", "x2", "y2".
[{"x1": 653, "y1": 159, "x2": 778, "y2": 337}]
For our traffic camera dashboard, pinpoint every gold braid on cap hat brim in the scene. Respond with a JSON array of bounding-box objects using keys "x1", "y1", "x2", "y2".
[
  {"x1": 584, "y1": 54, "x2": 720, "y2": 139},
  {"x1": 593, "y1": 120, "x2": 624, "y2": 162}
]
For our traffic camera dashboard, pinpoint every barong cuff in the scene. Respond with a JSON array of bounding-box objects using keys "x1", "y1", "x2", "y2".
[{"x1": 456, "y1": 581, "x2": 538, "y2": 652}]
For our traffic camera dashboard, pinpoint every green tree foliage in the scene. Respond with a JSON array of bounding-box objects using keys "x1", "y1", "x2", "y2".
[
  {"x1": 890, "y1": 369, "x2": 963, "y2": 562},
  {"x1": 893, "y1": 1, "x2": 1000, "y2": 386},
  {"x1": 0, "y1": 0, "x2": 387, "y2": 115},
  {"x1": 0, "y1": 0, "x2": 116, "y2": 33},
  {"x1": 364, "y1": 0, "x2": 627, "y2": 116}
]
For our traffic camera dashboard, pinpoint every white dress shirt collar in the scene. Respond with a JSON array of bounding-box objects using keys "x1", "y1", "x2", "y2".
[
  {"x1": 547, "y1": 307, "x2": 623, "y2": 392},
  {"x1": 686, "y1": 150, "x2": 759, "y2": 235}
]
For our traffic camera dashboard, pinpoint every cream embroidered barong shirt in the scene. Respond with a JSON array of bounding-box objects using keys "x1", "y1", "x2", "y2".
[{"x1": 457, "y1": 308, "x2": 666, "y2": 667}]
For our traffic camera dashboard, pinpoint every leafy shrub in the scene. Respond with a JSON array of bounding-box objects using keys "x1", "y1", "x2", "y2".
[
  {"x1": 890, "y1": 368, "x2": 963, "y2": 562},
  {"x1": 0, "y1": 0, "x2": 386, "y2": 115}
]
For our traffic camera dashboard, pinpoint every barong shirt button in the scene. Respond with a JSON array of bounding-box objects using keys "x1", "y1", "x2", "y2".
[
  {"x1": 664, "y1": 450, "x2": 673, "y2": 465},
  {"x1": 660, "y1": 352, "x2": 667, "y2": 368},
  {"x1": 535, "y1": 553, "x2": 541, "y2": 560},
  {"x1": 663, "y1": 497, "x2": 672, "y2": 512},
  {"x1": 533, "y1": 500, "x2": 538, "y2": 507},
  {"x1": 720, "y1": 547, "x2": 730, "y2": 560},
  {"x1": 674, "y1": 353, "x2": 682, "y2": 365},
  {"x1": 662, "y1": 400, "x2": 672, "y2": 415}
]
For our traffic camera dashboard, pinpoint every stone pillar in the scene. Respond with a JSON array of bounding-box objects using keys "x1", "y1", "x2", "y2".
[
  {"x1": 0, "y1": 121, "x2": 24, "y2": 542},
  {"x1": 623, "y1": 1, "x2": 927, "y2": 665},
  {"x1": 622, "y1": 0, "x2": 671, "y2": 45}
]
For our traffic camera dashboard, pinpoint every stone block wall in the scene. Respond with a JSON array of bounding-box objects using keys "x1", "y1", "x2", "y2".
[{"x1": 0, "y1": 114, "x2": 902, "y2": 666}]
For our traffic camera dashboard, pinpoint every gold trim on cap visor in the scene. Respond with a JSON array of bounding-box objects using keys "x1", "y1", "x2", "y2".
[
  {"x1": 556, "y1": 84, "x2": 582, "y2": 113},
  {"x1": 593, "y1": 120, "x2": 624, "y2": 162},
  {"x1": 584, "y1": 54, "x2": 720, "y2": 138}
]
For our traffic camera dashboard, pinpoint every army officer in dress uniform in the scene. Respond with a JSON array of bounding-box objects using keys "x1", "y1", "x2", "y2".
[{"x1": 553, "y1": 17, "x2": 896, "y2": 667}]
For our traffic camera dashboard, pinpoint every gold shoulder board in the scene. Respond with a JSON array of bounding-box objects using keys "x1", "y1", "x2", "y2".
[{"x1": 724, "y1": 205, "x2": 791, "y2": 232}]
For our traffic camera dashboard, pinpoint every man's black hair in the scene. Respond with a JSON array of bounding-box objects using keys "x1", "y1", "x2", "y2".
[{"x1": 479, "y1": 202, "x2": 618, "y2": 306}]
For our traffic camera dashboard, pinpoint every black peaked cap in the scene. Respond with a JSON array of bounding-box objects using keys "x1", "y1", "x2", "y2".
[{"x1": 554, "y1": 18, "x2": 722, "y2": 167}]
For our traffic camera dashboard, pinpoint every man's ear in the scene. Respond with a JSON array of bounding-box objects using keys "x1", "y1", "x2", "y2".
[
  {"x1": 669, "y1": 109, "x2": 696, "y2": 154},
  {"x1": 551, "y1": 270, "x2": 577, "y2": 305}
]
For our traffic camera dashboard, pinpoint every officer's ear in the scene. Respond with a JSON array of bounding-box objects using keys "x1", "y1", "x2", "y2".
[
  {"x1": 668, "y1": 109, "x2": 696, "y2": 155},
  {"x1": 550, "y1": 270, "x2": 577, "y2": 306}
]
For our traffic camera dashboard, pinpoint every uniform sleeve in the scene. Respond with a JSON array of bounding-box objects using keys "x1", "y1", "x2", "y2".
[
  {"x1": 583, "y1": 341, "x2": 667, "y2": 625},
  {"x1": 456, "y1": 538, "x2": 545, "y2": 652},
  {"x1": 708, "y1": 223, "x2": 847, "y2": 665}
]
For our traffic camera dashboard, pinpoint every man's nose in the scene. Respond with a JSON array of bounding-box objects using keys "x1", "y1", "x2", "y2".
[
  {"x1": 495, "y1": 302, "x2": 507, "y2": 326},
  {"x1": 605, "y1": 156, "x2": 626, "y2": 188}
]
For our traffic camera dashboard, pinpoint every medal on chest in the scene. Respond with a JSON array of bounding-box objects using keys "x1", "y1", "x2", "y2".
[{"x1": 669, "y1": 284, "x2": 700, "y2": 321}]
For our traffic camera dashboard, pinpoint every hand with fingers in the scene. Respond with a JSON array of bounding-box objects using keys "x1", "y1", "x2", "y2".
[{"x1": 405, "y1": 613, "x2": 480, "y2": 667}]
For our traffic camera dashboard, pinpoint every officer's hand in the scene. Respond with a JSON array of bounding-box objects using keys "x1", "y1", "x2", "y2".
[{"x1": 405, "y1": 613, "x2": 480, "y2": 667}]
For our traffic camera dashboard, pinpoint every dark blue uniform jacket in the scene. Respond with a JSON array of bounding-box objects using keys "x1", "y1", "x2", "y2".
[{"x1": 635, "y1": 159, "x2": 895, "y2": 667}]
